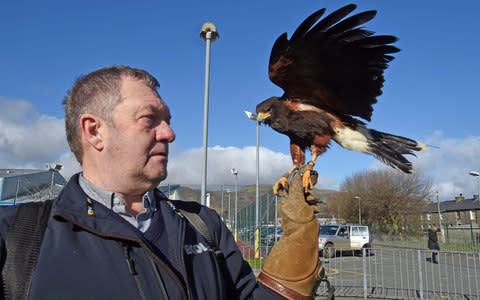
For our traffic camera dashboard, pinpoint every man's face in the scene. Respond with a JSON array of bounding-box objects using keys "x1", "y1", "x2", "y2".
[{"x1": 101, "y1": 77, "x2": 175, "y2": 193}]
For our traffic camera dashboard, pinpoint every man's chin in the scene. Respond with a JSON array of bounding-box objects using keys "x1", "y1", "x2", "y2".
[
  {"x1": 145, "y1": 170, "x2": 167, "y2": 187},
  {"x1": 144, "y1": 161, "x2": 167, "y2": 181}
]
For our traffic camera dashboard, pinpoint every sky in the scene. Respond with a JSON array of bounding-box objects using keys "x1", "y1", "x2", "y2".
[{"x1": 0, "y1": 0, "x2": 479, "y2": 201}]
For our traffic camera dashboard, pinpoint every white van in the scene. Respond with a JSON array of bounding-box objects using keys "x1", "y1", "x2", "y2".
[{"x1": 318, "y1": 224, "x2": 371, "y2": 258}]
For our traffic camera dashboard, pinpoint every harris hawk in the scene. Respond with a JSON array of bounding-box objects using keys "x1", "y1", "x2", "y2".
[{"x1": 255, "y1": 4, "x2": 428, "y2": 193}]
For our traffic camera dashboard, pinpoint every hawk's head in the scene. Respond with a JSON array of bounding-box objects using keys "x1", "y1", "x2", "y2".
[{"x1": 256, "y1": 96, "x2": 281, "y2": 124}]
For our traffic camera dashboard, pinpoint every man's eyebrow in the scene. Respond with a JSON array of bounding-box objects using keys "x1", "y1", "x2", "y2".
[
  {"x1": 137, "y1": 104, "x2": 171, "y2": 120},
  {"x1": 137, "y1": 104, "x2": 164, "y2": 114}
]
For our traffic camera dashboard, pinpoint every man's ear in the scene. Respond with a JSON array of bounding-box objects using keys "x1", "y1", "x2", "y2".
[{"x1": 80, "y1": 114, "x2": 104, "y2": 151}]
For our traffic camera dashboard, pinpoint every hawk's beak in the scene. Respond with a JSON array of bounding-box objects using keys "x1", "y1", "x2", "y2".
[{"x1": 257, "y1": 111, "x2": 271, "y2": 122}]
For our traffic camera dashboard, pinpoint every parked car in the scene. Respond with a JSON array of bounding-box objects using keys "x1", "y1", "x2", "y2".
[
  {"x1": 318, "y1": 224, "x2": 372, "y2": 258},
  {"x1": 266, "y1": 227, "x2": 283, "y2": 245}
]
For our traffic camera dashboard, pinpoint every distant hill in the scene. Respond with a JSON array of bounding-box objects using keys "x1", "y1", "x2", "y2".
[{"x1": 158, "y1": 183, "x2": 337, "y2": 215}]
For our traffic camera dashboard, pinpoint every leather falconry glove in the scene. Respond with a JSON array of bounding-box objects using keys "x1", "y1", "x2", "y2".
[{"x1": 258, "y1": 166, "x2": 324, "y2": 299}]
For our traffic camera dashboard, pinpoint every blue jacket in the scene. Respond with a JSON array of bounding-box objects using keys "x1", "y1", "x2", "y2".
[{"x1": 0, "y1": 174, "x2": 282, "y2": 299}]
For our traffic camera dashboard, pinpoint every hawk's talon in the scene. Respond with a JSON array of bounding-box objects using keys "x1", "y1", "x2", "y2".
[
  {"x1": 274, "y1": 165, "x2": 318, "y2": 194},
  {"x1": 303, "y1": 169, "x2": 312, "y2": 193},
  {"x1": 274, "y1": 166, "x2": 300, "y2": 194},
  {"x1": 300, "y1": 162, "x2": 317, "y2": 193}
]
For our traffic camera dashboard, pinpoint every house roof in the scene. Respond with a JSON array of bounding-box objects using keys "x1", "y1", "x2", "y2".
[
  {"x1": 424, "y1": 195, "x2": 480, "y2": 213},
  {"x1": 0, "y1": 169, "x2": 43, "y2": 177}
]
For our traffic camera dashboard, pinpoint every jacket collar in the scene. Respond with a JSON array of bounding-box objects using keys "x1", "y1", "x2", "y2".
[
  {"x1": 51, "y1": 173, "x2": 147, "y2": 241},
  {"x1": 51, "y1": 174, "x2": 189, "y2": 260}
]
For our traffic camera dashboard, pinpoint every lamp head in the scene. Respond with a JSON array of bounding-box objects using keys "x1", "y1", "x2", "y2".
[
  {"x1": 244, "y1": 110, "x2": 257, "y2": 120},
  {"x1": 200, "y1": 22, "x2": 219, "y2": 42}
]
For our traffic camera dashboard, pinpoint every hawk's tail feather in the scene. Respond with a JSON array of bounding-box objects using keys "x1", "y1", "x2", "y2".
[{"x1": 367, "y1": 129, "x2": 428, "y2": 173}]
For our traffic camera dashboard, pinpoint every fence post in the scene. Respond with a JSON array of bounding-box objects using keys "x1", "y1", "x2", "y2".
[
  {"x1": 417, "y1": 250, "x2": 424, "y2": 299},
  {"x1": 445, "y1": 223, "x2": 449, "y2": 244},
  {"x1": 363, "y1": 247, "x2": 367, "y2": 299},
  {"x1": 470, "y1": 222, "x2": 474, "y2": 248}
]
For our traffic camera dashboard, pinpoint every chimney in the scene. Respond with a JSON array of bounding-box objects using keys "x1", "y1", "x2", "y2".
[{"x1": 455, "y1": 193, "x2": 464, "y2": 202}]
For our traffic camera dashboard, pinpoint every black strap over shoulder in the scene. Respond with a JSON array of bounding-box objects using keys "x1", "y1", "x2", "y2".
[
  {"x1": 172, "y1": 200, "x2": 235, "y2": 298},
  {"x1": 165, "y1": 200, "x2": 214, "y2": 248},
  {"x1": 2, "y1": 200, "x2": 52, "y2": 300},
  {"x1": 178, "y1": 208, "x2": 215, "y2": 248},
  {"x1": 177, "y1": 207, "x2": 226, "y2": 258}
]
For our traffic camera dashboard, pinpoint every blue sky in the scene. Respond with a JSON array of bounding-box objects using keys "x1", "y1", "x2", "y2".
[{"x1": 1, "y1": 1, "x2": 479, "y2": 201}]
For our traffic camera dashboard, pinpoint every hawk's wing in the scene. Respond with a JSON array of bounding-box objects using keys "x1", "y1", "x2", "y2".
[{"x1": 268, "y1": 4, "x2": 399, "y2": 121}]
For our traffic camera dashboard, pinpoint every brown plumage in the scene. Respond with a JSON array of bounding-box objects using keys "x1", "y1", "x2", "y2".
[{"x1": 256, "y1": 4, "x2": 428, "y2": 189}]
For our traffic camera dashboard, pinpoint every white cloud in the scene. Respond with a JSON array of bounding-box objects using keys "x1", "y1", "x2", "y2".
[
  {"x1": 165, "y1": 145, "x2": 338, "y2": 190},
  {"x1": 420, "y1": 132, "x2": 480, "y2": 200},
  {"x1": 57, "y1": 151, "x2": 81, "y2": 179},
  {"x1": 0, "y1": 97, "x2": 69, "y2": 168}
]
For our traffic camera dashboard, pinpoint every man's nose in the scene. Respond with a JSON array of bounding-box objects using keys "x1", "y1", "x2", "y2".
[{"x1": 156, "y1": 122, "x2": 176, "y2": 143}]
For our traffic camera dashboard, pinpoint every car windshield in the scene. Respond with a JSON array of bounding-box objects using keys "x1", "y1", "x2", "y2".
[{"x1": 319, "y1": 225, "x2": 339, "y2": 235}]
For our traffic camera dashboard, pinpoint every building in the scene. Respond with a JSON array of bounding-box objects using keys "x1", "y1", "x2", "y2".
[
  {"x1": 315, "y1": 212, "x2": 346, "y2": 225},
  {"x1": 0, "y1": 167, "x2": 66, "y2": 207},
  {"x1": 423, "y1": 193, "x2": 480, "y2": 227}
]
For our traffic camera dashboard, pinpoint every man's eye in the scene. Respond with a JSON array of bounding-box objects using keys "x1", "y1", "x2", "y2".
[{"x1": 140, "y1": 115, "x2": 155, "y2": 125}]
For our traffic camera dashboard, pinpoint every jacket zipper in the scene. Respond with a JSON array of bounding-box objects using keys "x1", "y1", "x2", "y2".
[
  {"x1": 148, "y1": 255, "x2": 169, "y2": 299},
  {"x1": 121, "y1": 241, "x2": 147, "y2": 300}
]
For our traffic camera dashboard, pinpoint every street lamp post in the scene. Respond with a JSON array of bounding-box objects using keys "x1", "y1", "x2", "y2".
[
  {"x1": 469, "y1": 171, "x2": 480, "y2": 200},
  {"x1": 47, "y1": 163, "x2": 63, "y2": 199},
  {"x1": 436, "y1": 190, "x2": 445, "y2": 242},
  {"x1": 274, "y1": 195, "x2": 278, "y2": 242},
  {"x1": 354, "y1": 196, "x2": 361, "y2": 225},
  {"x1": 244, "y1": 111, "x2": 261, "y2": 258},
  {"x1": 436, "y1": 190, "x2": 441, "y2": 225},
  {"x1": 199, "y1": 22, "x2": 219, "y2": 206},
  {"x1": 231, "y1": 168, "x2": 238, "y2": 241},
  {"x1": 226, "y1": 189, "x2": 231, "y2": 230},
  {"x1": 221, "y1": 185, "x2": 224, "y2": 221}
]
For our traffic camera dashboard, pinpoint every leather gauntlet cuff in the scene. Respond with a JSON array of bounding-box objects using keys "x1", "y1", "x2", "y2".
[{"x1": 258, "y1": 272, "x2": 313, "y2": 300}]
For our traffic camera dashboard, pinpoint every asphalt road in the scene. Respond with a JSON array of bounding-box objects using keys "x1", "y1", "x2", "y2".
[{"x1": 315, "y1": 247, "x2": 480, "y2": 299}]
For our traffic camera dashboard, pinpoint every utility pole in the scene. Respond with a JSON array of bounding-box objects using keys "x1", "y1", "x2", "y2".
[
  {"x1": 231, "y1": 168, "x2": 238, "y2": 241},
  {"x1": 199, "y1": 22, "x2": 219, "y2": 205},
  {"x1": 245, "y1": 111, "x2": 261, "y2": 258},
  {"x1": 437, "y1": 190, "x2": 445, "y2": 243},
  {"x1": 436, "y1": 191, "x2": 441, "y2": 226},
  {"x1": 354, "y1": 196, "x2": 361, "y2": 225}
]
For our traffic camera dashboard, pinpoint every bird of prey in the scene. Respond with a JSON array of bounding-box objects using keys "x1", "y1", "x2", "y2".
[{"x1": 255, "y1": 4, "x2": 428, "y2": 193}]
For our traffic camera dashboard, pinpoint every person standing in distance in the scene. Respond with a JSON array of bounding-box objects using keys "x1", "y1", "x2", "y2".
[{"x1": 428, "y1": 226, "x2": 441, "y2": 264}]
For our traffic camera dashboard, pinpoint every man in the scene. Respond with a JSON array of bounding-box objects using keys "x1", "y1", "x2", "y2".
[
  {"x1": 0, "y1": 66, "x2": 322, "y2": 299},
  {"x1": 428, "y1": 226, "x2": 441, "y2": 264}
]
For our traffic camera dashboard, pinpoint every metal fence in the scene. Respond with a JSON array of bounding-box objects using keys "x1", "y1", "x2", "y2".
[
  {"x1": 237, "y1": 244, "x2": 480, "y2": 299},
  {"x1": 373, "y1": 224, "x2": 480, "y2": 252},
  {"x1": 207, "y1": 186, "x2": 480, "y2": 298}
]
